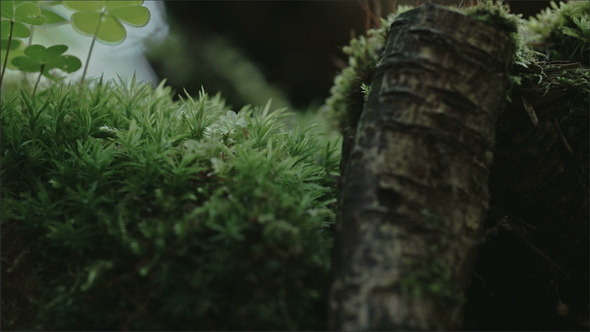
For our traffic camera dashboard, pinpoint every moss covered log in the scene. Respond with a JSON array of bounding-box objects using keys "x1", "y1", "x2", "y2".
[
  {"x1": 326, "y1": 1, "x2": 588, "y2": 330},
  {"x1": 2, "y1": 1, "x2": 588, "y2": 331},
  {"x1": 329, "y1": 4, "x2": 515, "y2": 330}
]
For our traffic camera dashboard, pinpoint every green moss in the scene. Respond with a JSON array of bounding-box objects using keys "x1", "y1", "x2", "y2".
[
  {"x1": 323, "y1": 9, "x2": 411, "y2": 133},
  {"x1": 1, "y1": 79, "x2": 339, "y2": 330},
  {"x1": 465, "y1": 1, "x2": 518, "y2": 34},
  {"x1": 419, "y1": 208, "x2": 445, "y2": 229},
  {"x1": 398, "y1": 256, "x2": 464, "y2": 305},
  {"x1": 465, "y1": 1, "x2": 544, "y2": 69},
  {"x1": 323, "y1": 2, "x2": 538, "y2": 133},
  {"x1": 527, "y1": 1, "x2": 590, "y2": 65}
]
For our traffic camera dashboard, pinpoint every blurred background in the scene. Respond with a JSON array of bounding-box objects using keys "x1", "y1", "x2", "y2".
[
  {"x1": 4, "y1": 1, "x2": 553, "y2": 109},
  {"x1": 149, "y1": 1, "x2": 552, "y2": 110}
]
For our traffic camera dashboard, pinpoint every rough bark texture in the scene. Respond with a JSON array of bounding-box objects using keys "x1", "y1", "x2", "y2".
[{"x1": 329, "y1": 5, "x2": 515, "y2": 331}]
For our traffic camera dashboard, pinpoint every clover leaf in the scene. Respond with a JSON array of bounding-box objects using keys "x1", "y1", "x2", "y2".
[
  {"x1": 1, "y1": 38, "x2": 22, "y2": 50},
  {"x1": 0, "y1": 1, "x2": 47, "y2": 86},
  {"x1": 40, "y1": 8, "x2": 68, "y2": 25},
  {"x1": 0, "y1": 1, "x2": 47, "y2": 38},
  {"x1": 11, "y1": 44, "x2": 81, "y2": 96},
  {"x1": 63, "y1": 0, "x2": 150, "y2": 45},
  {"x1": 0, "y1": 39, "x2": 24, "y2": 71},
  {"x1": 37, "y1": 1, "x2": 69, "y2": 26},
  {"x1": 12, "y1": 44, "x2": 81, "y2": 80},
  {"x1": 62, "y1": 1, "x2": 150, "y2": 86}
]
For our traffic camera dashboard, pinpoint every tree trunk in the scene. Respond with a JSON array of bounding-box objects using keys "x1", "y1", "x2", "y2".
[{"x1": 329, "y1": 4, "x2": 515, "y2": 331}]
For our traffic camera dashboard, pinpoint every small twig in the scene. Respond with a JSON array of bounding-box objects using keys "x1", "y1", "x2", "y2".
[
  {"x1": 0, "y1": 21, "x2": 15, "y2": 87},
  {"x1": 483, "y1": 208, "x2": 572, "y2": 284},
  {"x1": 522, "y1": 97, "x2": 539, "y2": 126},
  {"x1": 22, "y1": 26, "x2": 36, "y2": 85},
  {"x1": 357, "y1": 0, "x2": 371, "y2": 32},
  {"x1": 473, "y1": 272, "x2": 495, "y2": 297},
  {"x1": 80, "y1": 11, "x2": 104, "y2": 87},
  {"x1": 32, "y1": 65, "x2": 44, "y2": 97},
  {"x1": 519, "y1": 232, "x2": 574, "y2": 285},
  {"x1": 490, "y1": 206, "x2": 540, "y2": 233},
  {"x1": 371, "y1": 1, "x2": 382, "y2": 28},
  {"x1": 553, "y1": 118, "x2": 574, "y2": 156},
  {"x1": 499, "y1": 215, "x2": 574, "y2": 285},
  {"x1": 357, "y1": 0, "x2": 381, "y2": 31}
]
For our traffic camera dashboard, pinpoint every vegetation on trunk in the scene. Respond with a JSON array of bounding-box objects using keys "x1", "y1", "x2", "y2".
[
  {"x1": 1, "y1": 1, "x2": 587, "y2": 331},
  {"x1": 329, "y1": 4, "x2": 515, "y2": 330},
  {"x1": 327, "y1": 1, "x2": 588, "y2": 330}
]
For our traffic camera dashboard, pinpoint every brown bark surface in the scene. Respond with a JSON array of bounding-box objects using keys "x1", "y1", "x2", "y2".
[{"x1": 329, "y1": 4, "x2": 515, "y2": 330}]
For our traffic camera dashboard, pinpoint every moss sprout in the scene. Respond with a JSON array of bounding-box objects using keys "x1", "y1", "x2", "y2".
[
  {"x1": 1, "y1": 79, "x2": 339, "y2": 330},
  {"x1": 323, "y1": 9, "x2": 410, "y2": 133},
  {"x1": 527, "y1": 1, "x2": 590, "y2": 65}
]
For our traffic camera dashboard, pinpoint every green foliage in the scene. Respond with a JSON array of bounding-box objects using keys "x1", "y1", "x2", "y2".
[
  {"x1": 147, "y1": 32, "x2": 291, "y2": 110},
  {"x1": 464, "y1": 1, "x2": 519, "y2": 34},
  {"x1": 324, "y1": 1, "x2": 589, "y2": 131},
  {"x1": 61, "y1": 0, "x2": 151, "y2": 86},
  {"x1": 0, "y1": 0, "x2": 47, "y2": 85},
  {"x1": 11, "y1": 44, "x2": 81, "y2": 96},
  {"x1": 1, "y1": 79, "x2": 339, "y2": 330},
  {"x1": 0, "y1": 1, "x2": 46, "y2": 38},
  {"x1": 1, "y1": 1, "x2": 152, "y2": 90},
  {"x1": 0, "y1": 1, "x2": 83, "y2": 89},
  {"x1": 323, "y1": 1, "x2": 531, "y2": 133},
  {"x1": 63, "y1": 0, "x2": 150, "y2": 45},
  {"x1": 464, "y1": 1, "x2": 543, "y2": 69},
  {"x1": 398, "y1": 256, "x2": 463, "y2": 305},
  {"x1": 12, "y1": 44, "x2": 81, "y2": 80},
  {"x1": 37, "y1": 2, "x2": 68, "y2": 26},
  {"x1": 323, "y1": 11, "x2": 405, "y2": 132},
  {"x1": 528, "y1": 1, "x2": 590, "y2": 65}
]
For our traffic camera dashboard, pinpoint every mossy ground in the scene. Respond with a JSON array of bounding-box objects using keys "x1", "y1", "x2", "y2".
[
  {"x1": 2, "y1": 1, "x2": 587, "y2": 330},
  {"x1": 1, "y1": 79, "x2": 339, "y2": 330}
]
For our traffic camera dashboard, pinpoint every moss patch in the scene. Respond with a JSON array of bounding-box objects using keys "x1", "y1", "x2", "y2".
[{"x1": 1, "y1": 79, "x2": 339, "y2": 330}]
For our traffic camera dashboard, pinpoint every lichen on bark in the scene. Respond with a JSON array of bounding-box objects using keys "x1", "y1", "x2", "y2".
[{"x1": 329, "y1": 4, "x2": 515, "y2": 330}]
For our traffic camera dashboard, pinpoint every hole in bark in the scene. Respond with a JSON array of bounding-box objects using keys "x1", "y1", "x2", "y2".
[{"x1": 377, "y1": 187, "x2": 402, "y2": 210}]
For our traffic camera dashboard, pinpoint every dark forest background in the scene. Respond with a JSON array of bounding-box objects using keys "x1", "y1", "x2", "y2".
[{"x1": 150, "y1": 1, "x2": 552, "y2": 109}]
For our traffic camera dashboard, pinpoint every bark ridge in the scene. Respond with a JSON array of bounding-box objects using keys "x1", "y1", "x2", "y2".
[{"x1": 330, "y1": 5, "x2": 515, "y2": 330}]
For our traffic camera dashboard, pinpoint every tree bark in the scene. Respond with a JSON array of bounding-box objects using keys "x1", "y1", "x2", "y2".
[{"x1": 329, "y1": 4, "x2": 515, "y2": 331}]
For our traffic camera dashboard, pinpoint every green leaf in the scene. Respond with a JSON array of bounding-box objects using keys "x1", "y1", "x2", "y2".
[
  {"x1": 0, "y1": 20, "x2": 31, "y2": 38},
  {"x1": 23, "y1": 44, "x2": 69, "y2": 62},
  {"x1": 12, "y1": 55, "x2": 40, "y2": 72},
  {"x1": 14, "y1": 2, "x2": 45, "y2": 25},
  {"x1": 110, "y1": 5, "x2": 149, "y2": 27},
  {"x1": 44, "y1": 44, "x2": 68, "y2": 60},
  {"x1": 43, "y1": 55, "x2": 82, "y2": 79},
  {"x1": 12, "y1": 44, "x2": 81, "y2": 79},
  {"x1": 71, "y1": 12, "x2": 126, "y2": 44},
  {"x1": 104, "y1": 1, "x2": 143, "y2": 10},
  {"x1": 47, "y1": 54, "x2": 81, "y2": 72},
  {"x1": 40, "y1": 7, "x2": 68, "y2": 25},
  {"x1": 0, "y1": 39, "x2": 24, "y2": 69},
  {"x1": 0, "y1": 1, "x2": 16, "y2": 19},
  {"x1": 63, "y1": 1, "x2": 105, "y2": 12},
  {"x1": 1, "y1": 37, "x2": 22, "y2": 50},
  {"x1": 64, "y1": 0, "x2": 149, "y2": 45},
  {"x1": 23, "y1": 44, "x2": 47, "y2": 60},
  {"x1": 68, "y1": 11, "x2": 99, "y2": 36}
]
